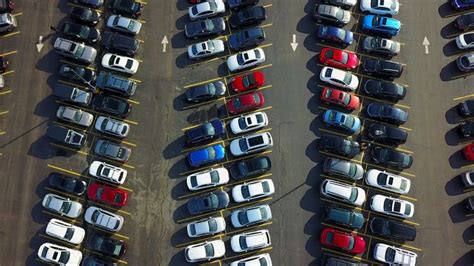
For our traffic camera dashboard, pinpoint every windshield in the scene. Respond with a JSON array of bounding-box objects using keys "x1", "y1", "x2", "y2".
[
  {"x1": 336, "y1": 29, "x2": 346, "y2": 40},
  {"x1": 241, "y1": 185, "x2": 251, "y2": 198},
  {"x1": 204, "y1": 244, "x2": 214, "y2": 257},
  {"x1": 239, "y1": 138, "x2": 249, "y2": 151},
  {"x1": 342, "y1": 94, "x2": 351, "y2": 105},
  {"x1": 349, "y1": 188, "x2": 358, "y2": 202},
  {"x1": 74, "y1": 45, "x2": 84, "y2": 57},
  {"x1": 61, "y1": 201, "x2": 72, "y2": 213},
  {"x1": 58, "y1": 251, "x2": 70, "y2": 263},
  {"x1": 335, "y1": 9, "x2": 345, "y2": 20},
  {"x1": 385, "y1": 247, "x2": 396, "y2": 262},
  {"x1": 348, "y1": 164, "x2": 357, "y2": 177},
  {"x1": 64, "y1": 228, "x2": 75, "y2": 240},
  {"x1": 238, "y1": 211, "x2": 249, "y2": 224},
  {"x1": 207, "y1": 147, "x2": 216, "y2": 159},
  {"x1": 343, "y1": 115, "x2": 355, "y2": 128},
  {"x1": 343, "y1": 73, "x2": 352, "y2": 85}
]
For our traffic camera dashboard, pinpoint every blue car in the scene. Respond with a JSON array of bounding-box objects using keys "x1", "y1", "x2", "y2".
[
  {"x1": 322, "y1": 109, "x2": 361, "y2": 133},
  {"x1": 451, "y1": 0, "x2": 474, "y2": 10},
  {"x1": 187, "y1": 144, "x2": 225, "y2": 167},
  {"x1": 361, "y1": 15, "x2": 400, "y2": 37},
  {"x1": 315, "y1": 25, "x2": 353, "y2": 46}
]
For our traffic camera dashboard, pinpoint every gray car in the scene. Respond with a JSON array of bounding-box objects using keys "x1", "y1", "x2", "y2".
[
  {"x1": 322, "y1": 157, "x2": 364, "y2": 180},
  {"x1": 106, "y1": 15, "x2": 142, "y2": 35},
  {"x1": 457, "y1": 53, "x2": 474, "y2": 72},
  {"x1": 53, "y1": 37, "x2": 97, "y2": 64},
  {"x1": 94, "y1": 139, "x2": 131, "y2": 162},
  {"x1": 313, "y1": 4, "x2": 351, "y2": 25},
  {"x1": 362, "y1": 36, "x2": 400, "y2": 57},
  {"x1": 56, "y1": 106, "x2": 94, "y2": 127},
  {"x1": 0, "y1": 13, "x2": 16, "y2": 32}
]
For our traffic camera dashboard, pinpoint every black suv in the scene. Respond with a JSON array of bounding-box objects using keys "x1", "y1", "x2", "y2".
[
  {"x1": 93, "y1": 95, "x2": 131, "y2": 117},
  {"x1": 108, "y1": 0, "x2": 143, "y2": 18},
  {"x1": 102, "y1": 32, "x2": 139, "y2": 56},
  {"x1": 370, "y1": 217, "x2": 416, "y2": 241},
  {"x1": 61, "y1": 21, "x2": 101, "y2": 44},
  {"x1": 184, "y1": 119, "x2": 225, "y2": 145},
  {"x1": 229, "y1": 6, "x2": 267, "y2": 28},
  {"x1": 230, "y1": 155, "x2": 272, "y2": 179},
  {"x1": 363, "y1": 79, "x2": 406, "y2": 101},
  {"x1": 367, "y1": 123, "x2": 407, "y2": 145},
  {"x1": 228, "y1": 26, "x2": 266, "y2": 51},
  {"x1": 48, "y1": 172, "x2": 87, "y2": 196},
  {"x1": 366, "y1": 103, "x2": 408, "y2": 125},
  {"x1": 363, "y1": 58, "x2": 403, "y2": 79},
  {"x1": 323, "y1": 253, "x2": 368, "y2": 266},
  {"x1": 228, "y1": 0, "x2": 259, "y2": 10},
  {"x1": 455, "y1": 12, "x2": 474, "y2": 31},
  {"x1": 88, "y1": 234, "x2": 127, "y2": 257},
  {"x1": 458, "y1": 99, "x2": 474, "y2": 117},
  {"x1": 459, "y1": 121, "x2": 474, "y2": 137},
  {"x1": 319, "y1": 135, "x2": 360, "y2": 158},
  {"x1": 69, "y1": 6, "x2": 100, "y2": 26},
  {"x1": 185, "y1": 17, "x2": 226, "y2": 39},
  {"x1": 371, "y1": 147, "x2": 413, "y2": 169}
]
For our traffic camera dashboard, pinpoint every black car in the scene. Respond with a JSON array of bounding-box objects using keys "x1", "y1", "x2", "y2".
[
  {"x1": 323, "y1": 253, "x2": 369, "y2": 266},
  {"x1": 230, "y1": 155, "x2": 271, "y2": 179},
  {"x1": 363, "y1": 58, "x2": 403, "y2": 79},
  {"x1": 53, "y1": 83, "x2": 92, "y2": 106},
  {"x1": 108, "y1": 0, "x2": 143, "y2": 18},
  {"x1": 82, "y1": 256, "x2": 118, "y2": 266},
  {"x1": 363, "y1": 79, "x2": 406, "y2": 101},
  {"x1": 88, "y1": 234, "x2": 127, "y2": 257},
  {"x1": 0, "y1": 0, "x2": 14, "y2": 13},
  {"x1": 184, "y1": 118, "x2": 225, "y2": 145},
  {"x1": 455, "y1": 13, "x2": 474, "y2": 31},
  {"x1": 466, "y1": 196, "x2": 474, "y2": 212},
  {"x1": 93, "y1": 95, "x2": 131, "y2": 117},
  {"x1": 367, "y1": 123, "x2": 407, "y2": 145},
  {"x1": 187, "y1": 191, "x2": 230, "y2": 215},
  {"x1": 371, "y1": 147, "x2": 413, "y2": 169},
  {"x1": 59, "y1": 63, "x2": 96, "y2": 84},
  {"x1": 313, "y1": 4, "x2": 350, "y2": 26},
  {"x1": 228, "y1": 0, "x2": 259, "y2": 10},
  {"x1": 102, "y1": 32, "x2": 140, "y2": 56},
  {"x1": 185, "y1": 17, "x2": 226, "y2": 39},
  {"x1": 185, "y1": 81, "x2": 226, "y2": 103},
  {"x1": 228, "y1": 26, "x2": 266, "y2": 51},
  {"x1": 48, "y1": 172, "x2": 87, "y2": 195},
  {"x1": 459, "y1": 121, "x2": 474, "y2": 137},
  {"x1": 61, "y1": 22, "x2": 101, "y2": 44},
  {"x1": 323, "y1": 206, "x2": 365, "y2": 230},
  {"x1": 74, "y1": 0, "x2": 103, "y2": 9},
  {"x1": 95, "y1": 71, "x2": 137, "y2": 97},
  {"x1": 370, "y1": 217, "x2": 416, "y2": 241},
  {"x1": 69, "y1": 6, "x2": 100, "y2": 26},
  {"x1": 319, "y1": 135, "x2": 360, "y2": 158},
  {"x1": 458, "y1": 99, "x2": 474, "y2": 117},
  {"x1": 366, "y1": 103, "x2": 408, "y2": 125},
  {"x1": 47, "y1": 124, "x2": 86, "y2": 147},
  {"x1": 229, "y1": 6, "x2": 267, "y2": 29}
]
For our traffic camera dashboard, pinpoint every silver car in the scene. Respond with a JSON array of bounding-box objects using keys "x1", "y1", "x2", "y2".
[
  {"x1": 54, "y1": 37, "x2": 97, "y2": 64},
  {"x1": 362, "y1": 36, "x2": 401, "y2": 57},
  {"x1": 84, "y1": 206, "x2": 124, "y2": 232},
  {"x1": 94, "y1": 116, "x2": 130, "y2": 138},
  {"x1": 186, "y1": 217, "x2": 226, "y2": 238},
  {"x1": 230, "y1": 204, "x2": 272, "y2": 228},
  {"x1": 56, "y1": 106, "x2": 94, "y2": 127},
  {"x1": 188, "y1": 39, "x2": 225, "y2": 59},
  {"x1": 322, "y1": 157, "x2": 364, "y2": 180},
  {"x1": 0, "y1": 13, "x2": 16, "y2": 33},
  {"x1": 106, "y1": 15, "x2": 142, "y2": 35},
  {"x1": 456, "y1": 32, "x2": 474, "y2": 49},
  {"x1": 42, "y1": 193, "x2": 83, "y2": 218},
  {"x1": 456, "y1": 53, "x2": 474, "y2": 72}
]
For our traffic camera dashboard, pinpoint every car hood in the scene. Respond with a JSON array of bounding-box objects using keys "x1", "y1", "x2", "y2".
[{"x1": 81, "y1": 46, "x2": 97, "y2": 62}]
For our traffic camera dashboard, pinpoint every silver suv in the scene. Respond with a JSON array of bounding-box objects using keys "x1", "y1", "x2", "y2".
[
  {"x1": 53, "y1": 37, "x2": 97, "y2": 64},
  {"x1": 0, "y1": 13, "x2": 16, "y2": 33},
  {"x1": 323, "y1": 157, "x2": 364, "y2": 180}
]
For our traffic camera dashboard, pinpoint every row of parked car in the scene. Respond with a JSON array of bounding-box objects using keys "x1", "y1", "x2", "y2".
[
  {"x1": 0, "y1": 0, "x2": 15, "y2": 90},
  {"x1": 450, "y1": 0, "x2": 474, "y2": 71},
  {"x1": 312, "y1": 0, "x2": 419, "y2": 265},
  {"x1": 37, "y1": 0, "x2": 145, "y2": 265}
]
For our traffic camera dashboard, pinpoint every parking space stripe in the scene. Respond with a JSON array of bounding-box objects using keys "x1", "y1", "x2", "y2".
[
  {"x1": 319, "y1": 128, "x2": 354, "y2": 139},
  {"x1": 41, "y1": 210, "x2": 83, "y2": 225},
  {"x1": 453, "y1": 94, "x2": 474, "y2": 101},
  {"x1": 262, "y1": 4, "x2": 273, "y2": 8},
  {"x1": 182, "y1": 140, "x2": 226, "y2": 154},
  {"x1": 322, "y1": 248, "x2": 368, "y2": 262},
  {"x1": 93, "y1": 227, "x2": 130, "y2": 240},
  {"x1": 12, "y1": 12, "x2": 22, "y2": 17},
  {"x1": 92, "y1": 201, "x2": 132, "y2": 216},
  {"x1": 0, "y1": 50, "x2": 17, "y2": 57},
  {"x1": 0, "y1": 89, "x2": 11, "y2": 96},
  {"x1": 0, "y1": 110, "x2": 8, "y2": 116},
  {"x1": 1, "y1": 31, "x2": 20, "y2": 38},
  {"x1": 129, "y1": 78, "x2": 141, "y2": 83},
  {"x1": 59, "y1": 60, "x2": 96, "y2": 71},
  {"x1": 221, "y1": 247, "x2": 273, "y2": 262},
  {"x1": 44, "y1": 186, "x2": 85, "y2": 202},
  {"x1": 448, "y1": 73, "x2": 473, "y2": 79},
  {"x1": 261, "y1": 23, "x2": 272, "y2": 28},
  {"x1": 0, "y1": 131, "x2": 6, "y2": 135},
  {"x1": 2, "y1": 70, "x2": 14, "y2": 76},
  {"x1": 85, "y1": 249, "x2": 128, "y2": 264}
]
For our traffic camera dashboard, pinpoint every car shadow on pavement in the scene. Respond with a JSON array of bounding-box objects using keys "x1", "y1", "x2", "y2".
[
  {"x1": 170, "y1": 225, "x2": 188, "y2": 248},
  {"x1": 448, "y1": 148, "x2": 470, "y2": 169},
  {"x1": 56, "y1": 0, "x2": 71, "y2": 14},
  {"x1": 306, "y1": 139, "x2": 324, "y2": 163},
  {"x1": 171, "y1": 179, "x2": 189, "y2": 200},
  {"x1": 305, "y1": 235, "x2": 323, "y2": 261},
  {"x1": 171, "y1": 31, "x2": 194, "y2": 50},
  {"x1": 463, "y1": 224, "x2": 474, "y2": 245},
  {"x1": 176, "y1": 0, "x2": 190, "y2": 11},
  {"x1": 26, "y1": 232, "x2": 47, "y2": 266},
  {"x1": 168, "y1": 157, "x2": 189, "y2": 179},
  {"x1": 186, "y1": 103, "x2": 222, "y2": 124},
  {"x1": 440, "y1": 60, "x2": 463, "y2": 81},
  {"x1": 445, "y1": 174, "x2": 469, "y2": 196},
  {"x1": 175, "y1": 52, "x2": 191, "y2": 69},
  {"x1": 175, "y1": 13, "x2": 189, "y2": 31},
  {"x1": 445, "y1": 105, "x2": 463, "y2": 125},
  {"x1": 438, "y1": 2, "x2": 461, "y2": 18},
  {"x1": 308, "y1": 95, "x2": 323, "y2": 115},
  {"x1": 307, "y1": 75, "x2": 322, "y2": 94},
  {"x1": 163, "y1": 136, "x2": 186, "y2": 160},
  {"x1": 169, "y1": 249, "x2": 189, "y2": 266},
  {"x1": 173, "y1": 201, "x2": 192, "y2": 224},
  {"x1": 35, "y1": 50, "x2": 61, "y2": 75},
  {"x1": 443, "y1": 40, "x2": 465, "y2": 57},
  {"x1": 440, "y1": 20, "x2": 461, "y2": 39},
  {"x1": 297, "y1": 0, "x2": 317, "y2": 35},
  {"x1": 454, "y1": 249, "x2": 474, "y2": 266},
  {"x1": 448, "y1": 198, "x2": 472, "y2": 223},
  {"x1": 445, "y1": 124, "x2": 467, "y2": 146}
]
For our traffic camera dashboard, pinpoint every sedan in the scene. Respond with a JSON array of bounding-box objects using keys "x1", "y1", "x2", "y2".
[
  {"x1": 360, "y1": 0, "x2": 399, "y2": 15},
  {"x1": 370, "y1": 217, "x2": 416, "y2": 241},
  {"x1": 458, "y1": 99, "x2": 474, "y2": 117},
  {"x1": 48, "y1": 172, "x2": 87, "y2": 196},
  {"x1": 94, "y1": 139, "x2": 131, "y2": 162},
  {"x1": 61, "y1": 21, "x2": 101, "y2": 44},
  {"x1": 230, "y1": 204, "x2": 272, "y2": 228},
  {"x1": 185, "y1": 240, "x2": 226, "y2": 262},
  {"x1": 322, "y1": 109, "x2": 361, "y2": 133},
  {"x1": 227, "y1": 48, "x2": 265, "y2": 72},
  {"x1": 87, "y1": 182, "x2": 129, "y2": 207},
  {"x1": 320, "y1": 228, "x2": 366, "y2": 254},
  {"x1": 230, "y1": 229, "x2": 271, "y2": 252},
  {"x1": 37, "y1": 243, "x2": 82, "y2": 266},
  {"x1": 366, "y1": 102, "x2": 408, "y2": 125},
  {"x1": 463, "y1": 143, "x2": 474, "y2": 160},
  {"x1": 361, "y1": 15, "x2": 401, "y2": 36},
  {"x1": 323, "y1": 157, "x2": 364, "y2": 180},
  {"x1": 231, "y1": 179, "x2": 275, "y2": 202},
  {"x1": 88, "y1": 233, "x2": 127, "y2": 257},
  {"x1": 226, "y1": 91, "x2": 264, "y2": 114},
  {"x1": 42, "y1": 193, "x2": 83, "y2": 218},
  {"x1": 228, "y1": 26, "x2": 266, "y2": 51},
  {"x1": 319, "y1": 135, "x2": 360, "y2": 158},
  {"x1": 228, "y1": 0, "x2": 259, "y2": 10},
  {"x1": 363, "y1": 58, "x2": 403, "y2": 78},
  {"x1": 455, "y1": 13, "x2": 474, "y2": 31},
  {"x1": 365, "y1": 169, "x2": 411, "y2": 194},
  {"x1": 56, "y1": 105, "x2": 94, "y2": 127},
  {"x1": 69, "y1": 6, "x2": 100, "y2": 26},
  {"x1": 319, "y1": 66, "x2": 359, "y2": 91},
  {"x1": 188, "y1": 39, "x2": 225, "y2": 59},
  {"x1": 313, "y1": 4, "x2": 351, "y2": 25},
  {"x1": 315, "y1": 25, "x2": 353, "y2": 46},
  {"x1": 370, "y1": 194, "x2": 415, "y2": 218},
  {"x1": 320, "y1": 87, "x2": 360, "y2": 110},
  {"x1": 229, "y1": 71, "x2": 265, "y2": 92},
  {"x1": 321, "y1": 179, "x2": 366, "y2": 206},
  {"x1": 363, "y1": 79, "x2": 406, "y2": 100},
  {"x1": 229, "y1": 111, "x2": 269, "y2": 134},
  {"x1": 371, "y1": 147, "x2": 413, "y2": 169},
  {"x1": 188, "y1": 0, "x2": 225, "y2": 21},
  {"x1": 93, "y1": 95, "x2": 132, "y2": 117},
  {"x1": 229, "y1": 155, "x2": 271, "y2": 179},
  {"x1": 458, "y1": 121, "x2": 474, "y2": 137},
  {"x1": 230, "y1": 254, "x2": 272, "y2": 266},
  {"x1": 319, "y1": 47, "x2": 359, "y2": 70},
  {"x1": 185, "y1": 81, "x2": 226, "y2": 102},
  {"x1": 74, "y1": 0, "x2": 103, "y2": 9},
  {"x1": 323, "y1": 207, "x2": 365, "y2": 230},
  {"x1": 187, "y1": 144, "x2": 225, "y2": 167},
  {"x1": 463, "y1": 170, "x2": 474, "y2": 188},
  {"x1": 108, "y1": 0, "x2": 143, "y2": 18},
  {"x1": 84, "y1": 206, "x2": 124, "y2": 232},
  {"x1": 456, "y1": 32, "x2": 474, "y2": 49},
  {"x1": 185, "y1": 118, "x2": 225, "y2": 145},
  {"x1": 89, "y1": 160, "x2": 127, "y2": 184},
  {"x1": 187, "y1": 191, "x2": 230, "y2": 214},
  {"x1": 229, "y1": 132, "x2": 273, "y2": 156},
  {"x1": 101, "y1": 53, "x2": 139, "y2": 75},
  {"x1": 95, "y1": 116, "x2": 130, "y2": 138},
  {"x1": 59, "y1": 63, "x2": 96, "y2": 84},
  {"x1": 185, "y1": 17, "x2": 226, "y2": 39},
  {"x1": 456, "y1": 53, "x2": 474, "y2": 71},
  {"x1": 323, "y1": 0, "x2": 357, "y2": 9},
  {"x1": 186, "y1": 167, "x2": 230, "y2": 191},
  {"x1": 106, "y1": 15, "x2": 142, "y2": 35},
  {"x1": 362, "y1": 36, "x2": 401, "y2": 57},
  {"x1": 46, "y1": 218, "x2": 86, "y2": 245},
  {"x1": 186, "y1": 217, "x2": 226, "y2": 238},
  {"x1": 229, "y1": 6, "x2": 266, "y2": 28},
  {"x1": 366, "y1": 122, "x2": 408, "y2": 145}
]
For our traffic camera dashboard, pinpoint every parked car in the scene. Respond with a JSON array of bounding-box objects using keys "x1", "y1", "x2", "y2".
[
  {"x1": 323, "y1": 0, "x2": 357, "y2": 9},
  {"x1": 226, "y1": 91, "x2": 265, "y2": 114},
  {"x1": 227, "y1": 48, "x2": 266, "y2": 72},
  {"x1": 186, "y1": 167, "x2": 229, "y2": 191},
  {"x1": 456, "y1": 32, "x2": 474, "y2": 49},
  {"x1": 185, "y1": 81, "x2": 226, "y2": 102},
  {"x1": 188, "y1": 0, "x2": 225, "y2": 21},
  {"x1": 373, "y1": 243, "x2": 417, "y2": 266},
  {"x1": 95, "y1": 71, "x2": 137, "y2": 97},
  {"x1": 229, "y1": 111, "x2": 268, "y2": 134},
  {"x1": 451, "y1": 0, "x2": 474, "y2": 9},
  {"x1": 462, "y1": 170, "x2": 474, "y2": 188},
  {"x1": 323, "y1": 206, "x2": 365, "y2": 229},
  {"x1": 459, "y1": 121, "x2": 474, "y2": 137},
  {"x1": 367, "y1": 123, "x2": 407, "y2": 145},
  {"x1": 46, "y1": 218, "x2": 86, "y2": 245},
  {"x1": 315, "y1": 25, "x2": 353, "y2": 46},
  {"x1": 85, "y1": 206, "x2": 124, "y2": 232},
  {"x1": 362, "y1": 36, "x2": 400, "y2": 57},
  {"x1": 101, "y1": 32, "x2": 140, "y2": 56},
  {"x1": 229, "y1": 6, "x2": 267, "y2": 28},
  {"x1": 231, "y1": 204, "x2": 272, "y2": 228},
  {"x1": 322, "y1": 109, "x2": 361, "y2": 133},
  {"x1": 107, "y1": 15, "x2": 142, "y2": 35},
  {"x1": 0, "y1": 0, "x2": 15, "y2": 13},
  {"x1": 52, "y1": 83, "x2": 92, "y2": 106},
  {"x1": 366, "y1": 102, "x2": 408, "y2": 125},
  {"x1": 228, "y1": 26, "x2": 266, "y2": 51},
  {"x1": 61, "y1": 21, "x2": 101, "y2": 44},
  {"x1": 466, "y1": 196, "x2": 474, "y2": 212},
  {"x1": 319, "y1": 135, "x2": 360, "y2": 158},
  {"x1": 232, "y1": 179, "x2": 275, "y2": 202},
  {"x1": 365, "y1": 169, "x2": 411, "y2": 194},
  {"x1": 108, "y1": 0, "x2": 143, "y2": 18},
  {"x1": 93, "y1": 95, "x2": 132, "y2": 117},
  {"x1": 320, "y1": 228, "x2": 366, "y2": 254},
  {"x1": 323, "y1": 157, "x2": 364, "y2": 180},
  {"x1": 187, "y1": 144, "x2": 225, "y2": 167},
  {"x1": 187, "y1": 191, "x2": 230, "y2": 214},
  {"x1": 363, "y1": 58, "x2": 403, "y2": 78},
  {"x1": 229, "y1": 155, "x2": 271, "y2": 179},
  {"x1": 59, "y1": 63, "x2": 96, "y2": 84},
  {"x1": 94, "y1": 139, "x2": 131, "y2": 162},
  {"x1": 82, "y1": 256, "x2": 118, "y2": 266},
  {"x1": 370, "y1": 194, "x2": 415, "y2": 218},
  {"x1": 69, "y1": 6, "x2": 100, "y2": 26},
  {"x1": 319, "y1": 47, "x2": 359, "y2": 70},
  {"x1": 95, "y1": 116, "x2": 130, "y2": 138},
  {"x1": 319, "y1": 66, "x2": 359, "y2": 91},
  {"x1": 463, "y1": 143, "x2": 474, "y2": 160},
  {"x1": 73, "y1": 0, "x2": 103, "y2": 9},
  {"x1": 87, "y1": 182, "x2": 129, "y2": 207},
  {"x1": 185, "y1": 240, "x2": 226, "y2": 262},
  {"x1": 37, "y1": 243, "x2": 82, "y2": 265},
  {"x1": 228, "y1": 0, "x2": 259, "y2": 10},
  {"x1": 56, "y1": 106, "x2": 94, "y2": 127},
  {"x1": 361, "y1": 15, "x2": 401, "y2": 36},
  {"x1": 184, "y1": 119, "x2": 225, "y2": 145},
  {"x1": 48, "y1": 172, "x2": 87, "y2": 196},
  {"x1": 363, "y1": 79, "x2": 406, "y2": 100},
  {"x1": 230, "y1": 229, "x2": 271, "y2": 252},
  {"x1": 323, "y1": 254, "x2": 368, "y2": 266},
  {"x1": 456, "y1": 53, "x2": 474, "y2": 72},
  {"x1": 370, "y1": 217, "x2": 416, "y2": 241},
  {"x1": 320, "y1": 87, "x2": 360, "y2": 110},
  {"x1": 42, "y1": 193, "x2": 83, "y2": 218},
  {"x1": 0, "y1": 56, "x2": 8, "y2": 73},
  {"x1": 455, "y1": 13, "x2": 474, "y2": 31},
  {"x1": 188, "y1": 39, "x2": 225, "y2": 59},
  {"x1": 229, "y1": 132, "x2": 273, "y2": 156},
  {"x1": 47, "y1": 124, "x2": 86, "y2": 147},
  {"x1": 185, "y1": 17, "x2": 226, "y2": 39},
  {"x1": 360, "y1": 0, "x2": 399, "y2": 15},
  {"x1": 320, "y1": 179, "x2": 366, "y2": 206},
  {"x1": 88, "y1": 233, "x2": 127, "y2": 257},
  {"x1": 313, "y1": 4, "x2": 351, "y2": 25},
  {"x1": 89, "y1": 160, "x2": 127, "y2": 185},
  {"x1": 230, "y1": 253, "x2": 272, "y2": 266},
  {"x1": 371, "y1": 147, "x2": 413, "y2": 169},
  {"x1": 54, "y1": 37, "x2": 97, "y2": 64},
  {"x1": 186, "y1": 217, "x2": 226, "y2": 238},
  {"x1": 458, "y1": 99, "x2": 474, "y2": 117},
  {"x1": 101, "y1": 53, "x2": 139, "y2": 75},
  {"x1": 229, "y1": 71, "x2": 265, "y2": 92}
]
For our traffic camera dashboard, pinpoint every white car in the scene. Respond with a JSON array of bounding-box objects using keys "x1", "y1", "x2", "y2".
[
  {"x1": 188, "y1": 39, "x2": 225, "y2": 59},
  {"x1": 227, "y1": 48, "x2": 266, "y2": 72},
  {"x1": 230, "y1": 253, "x2": 272, "y2": 266},
  {"x1": 101, "y1": 53, "x2": 139, "y2": 75},
  {"x1": 89, "y1": 161, "x2": 127, "y2": 185},
  {"x1": 230, "y1": 204, "x2": 272, "y2": 228},
  {"x1": 186, "y1": 217, "x2": 226, "y2": 238},
  {"x1": 360, "y1": 0, "x2": 399, "y2": 15},
  {"x1": 365, "y1": 169, "x2": 411, "y2": 194},
  {"x1": 230, "y1": 111, "x2": 269, "y2": 134},
  {"x1": 56, "y1": 106, "x2": 94, "y2": 127},
  {"x1": 230, "y1": 229, "x2": 271, "y2": 252},
  {"x1": 320, "y1": 179, "x2": 366, "y2": 206},
  {"x1": 456, "y1": 32, "x2": 474, "y2": 49},
  {"x1": 95, "y1": 116, "x2": 130, "y2": 138},
  {"x1": 186, "y1": 167, "x2": 229, "y2": 191},
  {"x1": 373, "y1": 243, "x2": 417, "y2": 266},
  {"x1": 229, "y1": 132, "x2": 273, "y2": 157},
  {"x1": 106, "y1": 15, "x2": 142, "y2": 35},
  {"x1": 185, "y1": 240, "x2": 226, "y2": 263},
  {"x1": 46, "y1": 218, "x2": 86, "y2": 245},
  {"x1": 42, "y1": 193, "x2": 83, "y2": 218},
  {"x1": 370, "y1": 194, "x2": 414, "y2": 218},
  {"x1": 188, "y1": 0, "x2": 225, "y2": 21},
  {"x1": 37, "y1": 242, "x2": 82, "y2": 266},
  {"x1": 232, "y1": 179, "x2": 275, "y2": 203},
  {"x1": 320, "y1": 66, "x2": 359, "y2": 91},
  {"x1": 84, "y1": 206, "x2": 124, "y2": 232}
]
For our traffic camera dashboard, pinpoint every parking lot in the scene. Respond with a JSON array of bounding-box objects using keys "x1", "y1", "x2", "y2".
[{"x1": 0, "y1": 0, "x2": 473, "y2": 265}]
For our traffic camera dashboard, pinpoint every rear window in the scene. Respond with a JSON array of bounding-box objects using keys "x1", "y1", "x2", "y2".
[{"x1": 248, "y1": 135, "x2": 264, "y2": 146}]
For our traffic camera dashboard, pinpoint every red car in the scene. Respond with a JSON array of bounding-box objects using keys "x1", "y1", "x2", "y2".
[
  {"x1": 229, "y1": 71, "x2": 265, "y2": 92},
  {"x1": 319, "y1": 47, "x2": 359, "y2": 70},
  {"x1": 320, "y1": 228, "x2": 366, "y2": 255},
  {"x1": 464, "y1": 143, "x2": 474, "y2": 161},
  {"x1": 87, "y1": 182, "x2": 129, "y2": 207},
  {"x1": 226, "y1": 92, "x2": 264, "y2": 114},
  {"x1": 188, "y1": 0, "x2": 203, "y2": 3},
  {"x1": 320, "y1": 87, "x2": 360, "y2": 111}
]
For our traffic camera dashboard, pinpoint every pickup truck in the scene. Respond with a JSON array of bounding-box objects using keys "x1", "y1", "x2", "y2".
[
  {"x1": 95, "y1": 71, "x2": 137, "y2": 97},
  {"x1": 47, "y1": 124, "x2": 86, "y2": 148},
  {"x1": 374, "y1": 243, "x2": 417, "y2": 266},
  {"x1": 53, "y1": 83, "x2": 92, "y2": 106}
]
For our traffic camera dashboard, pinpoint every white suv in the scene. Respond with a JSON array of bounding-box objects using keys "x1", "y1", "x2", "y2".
[
  {"x1": 370, "y1": 194, "x2": 414, "y2": 218},
  {"x1": 54, "y1": 37, "x2": 97, "y2": 64},
  {"x1": 365, "y1": 169, "x2": 411, "y2": 194},
  {"x1": 37, "y1": 242, "x2": 82, "y2": 266},
  {"x1": 89, "y1": 160, "x2": 127, "y2": 185},
  {"x1": 374, "y1": 243, "x2": 417, "y2": 266},
  {"x1": 84, "y1": 206, "x2": 124, "y2": 232},
  {"x1": 46, "y1": 218, "x2": 85, "y2": 244},
  {"x1": 230, "y1": 229, "x2": 271, "y2": 252},
  {"x1": 320, "y1": 179, "x2": 366, "y2": 206},
  {"x1": 229, "y1": 132, "x2": 273, "y2": 157}
]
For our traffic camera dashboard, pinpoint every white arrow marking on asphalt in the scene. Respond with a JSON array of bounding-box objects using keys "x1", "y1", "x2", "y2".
[
  {"x1": 161, "y1": 35, "x2": 169, "y2": 52},
  {"x1": 36, "y1": 35, "x2": 44, "y2": 53},
  {"x1": 290, "y1": 34, "x2": 298, "y2": 51},
  {"x1": 422, "y1": 36, "x2": 430, "y2": 54}
]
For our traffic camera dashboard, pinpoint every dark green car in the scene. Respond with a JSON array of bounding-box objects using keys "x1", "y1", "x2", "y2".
[
  {"x1": 61, "y1": 22, "x2": 101, "y2": 44},
  {"x1": 323, "y1": 206, "x2": 365, "y2": 229}
]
